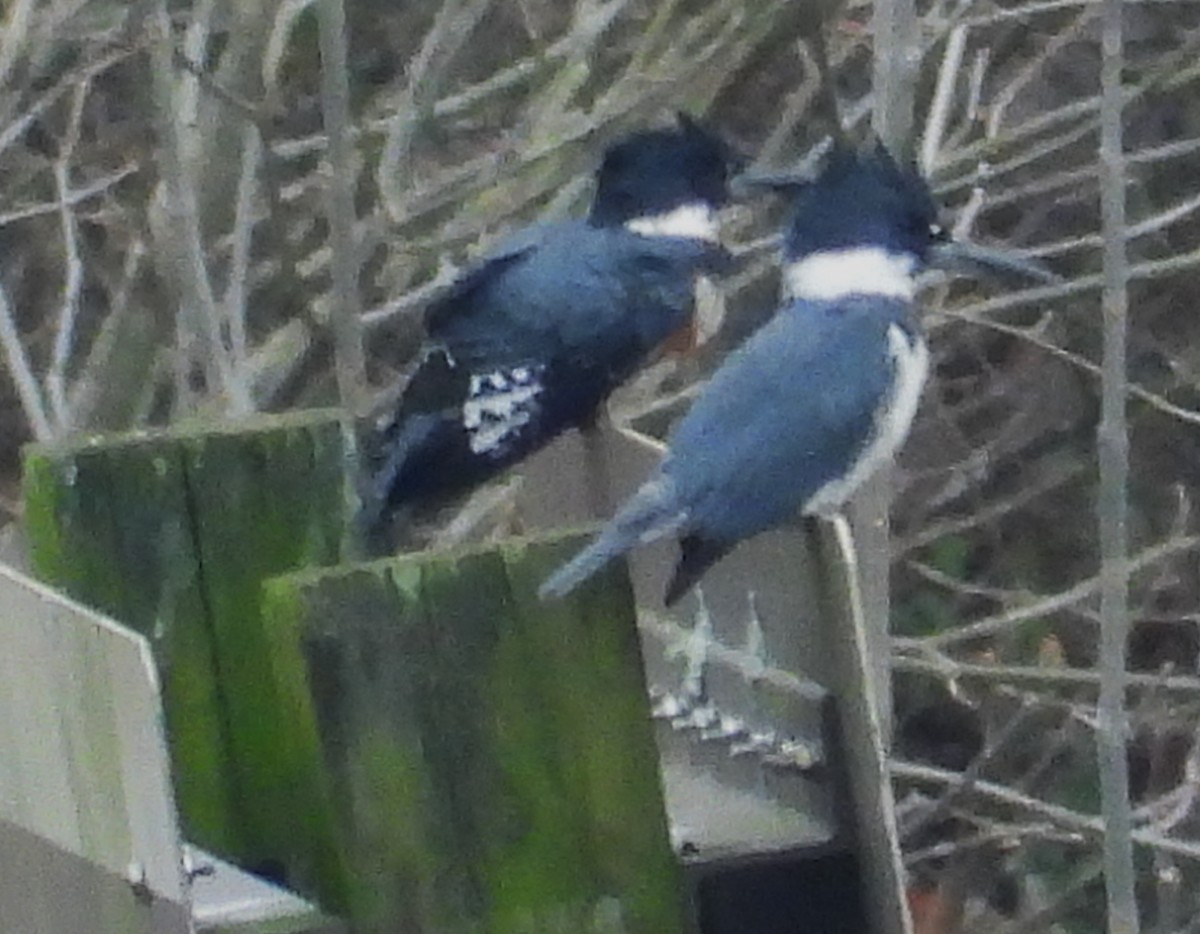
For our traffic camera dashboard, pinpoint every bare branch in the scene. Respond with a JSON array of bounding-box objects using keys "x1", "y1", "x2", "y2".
[
  {"x1": 1096, "y1": 0, "x2": 1139, "y2": 925},
  {"x1": 376, "y1": 0, "x2": 495, "y2": 221},
  {"x1": 67, "y1": 240, "x2": 148, "y2": 428},
  {"x1": 46, "y1": 81, "x2": 90, "y2": 431},
  {"x1": 263, "y1": 0, "x2": 321, "y2": 98},
  {"x1": 315, "y1": 0, "x2": 366, "y2": 412},
  {"x1": 145, "y1": 0, "x2": 250, "y2": 414},
  {"x1": 0, "y1": 43, "x2": 139, "y2": 163},
  {"x1": 939, "y1": 304, "x2": 1200, "y2": 429},
  {"x1": 894, "y1": 461, "x2": 1087, "y2": 557}
]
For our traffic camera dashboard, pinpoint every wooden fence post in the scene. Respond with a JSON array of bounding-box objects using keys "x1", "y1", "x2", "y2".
[{"x1": 259, "y1": 532, "x2": 685, "y2": 932}]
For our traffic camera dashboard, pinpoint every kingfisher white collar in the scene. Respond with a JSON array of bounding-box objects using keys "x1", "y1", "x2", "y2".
[
  {"x1": 626, "y1": 202, "x2": 719, "y2": 243},
  {"x1": 783, "y1": 246, "x2": 918, "y2": 302}
]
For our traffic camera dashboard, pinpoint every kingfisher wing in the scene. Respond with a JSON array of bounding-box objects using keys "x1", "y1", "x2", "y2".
[
  {"x1": 361, "y1": 223, "x2": 722, "y2": 540},
  {"x1": 423, "y1": 224, "x2": 551, "y2": 340},
  {"x1": 429, "y1": 222, "x2": 723, "y2": 364},
  {"x1": 666, "y1": 295, "x2": 909, "y2": 544}
]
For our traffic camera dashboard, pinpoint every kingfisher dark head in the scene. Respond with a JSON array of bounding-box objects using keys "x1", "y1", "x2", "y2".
[
  {"x1": 782, "y1": 143, "x2": 940, "y2": 263},
  {"x1": 737, "y1": 143, "x2": 941, "y2": 302},
  {"x1": 740, "y1": 141, "x2": 1059, "y2": 296},
  {"x1": 588, "y1": 113, "x2": 739, "y2": 236}
]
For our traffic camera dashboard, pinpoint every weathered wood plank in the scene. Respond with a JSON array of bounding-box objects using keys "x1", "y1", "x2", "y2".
[
  {"x1": 23, "y1": 433, "x2": 237, "y2": 854},
  {"x1": 21, "y1": 410, "x2": 347, "y2": 868},
  {"x1": 180, "y1": 418, "x2": 346, "y2": 870},
  {"x1": 260, "y1": 532, "x2": 684, "y2": 933}
]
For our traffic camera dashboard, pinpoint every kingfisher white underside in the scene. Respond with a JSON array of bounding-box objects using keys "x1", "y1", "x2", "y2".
[{"x1": 805, "y1": 321, "x2": 929, "y2": 516}]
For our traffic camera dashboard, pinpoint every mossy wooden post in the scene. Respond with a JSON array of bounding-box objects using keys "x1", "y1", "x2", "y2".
[
  {"x1": 260, "y1": 532, "x2": 685, "y2": 933},
  {"x1": 20, "y1": 410, "x2": 348, "y2": 890}
]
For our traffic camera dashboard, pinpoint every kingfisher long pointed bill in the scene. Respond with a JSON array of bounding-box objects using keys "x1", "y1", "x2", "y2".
[
  {"x1": 542, "y1": 143, "x2": 946, "y2": 604},
  {"x1": 357, "y1": 115, "x2": 741, "y2": 554}
]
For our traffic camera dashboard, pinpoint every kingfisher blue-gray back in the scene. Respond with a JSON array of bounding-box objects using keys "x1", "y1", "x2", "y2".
[
  {"x1": 541, "y1": 143, "x2": 942, "y2": 604},
  {"x1": 357, "y1": 115, "x2": 741, "y2": 554}
]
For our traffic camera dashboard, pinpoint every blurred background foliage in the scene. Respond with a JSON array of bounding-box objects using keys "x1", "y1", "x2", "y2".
[{"x1": 4, "y1": 0, "x2": 1200, "y2": 929}]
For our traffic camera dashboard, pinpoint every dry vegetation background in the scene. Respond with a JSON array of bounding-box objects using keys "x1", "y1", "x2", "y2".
[{"x1": 3, "y1": 0, "x2": 1200, "y2": 930}]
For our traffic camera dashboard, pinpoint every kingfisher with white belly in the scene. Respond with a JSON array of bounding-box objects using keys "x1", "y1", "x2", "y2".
[
  {"x1": 358, "y1": 115, "x2": 741, "y2": 553},
  {"x1": 541, "y1": 142, "x2": 942, "y2": 604}
]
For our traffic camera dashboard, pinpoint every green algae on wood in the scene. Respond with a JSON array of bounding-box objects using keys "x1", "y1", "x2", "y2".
[
  {"x1": 179, "y1": 419, "x2": 345, "y2": 870},
  {"x1": 260, "y1": 532, "x2": 684, "y2": 933},
  {"x1": 22, "y1": 434, "x2": 238, "y2": 856},
  {"x1": 21, "y1": 410, "x2": 348, "y2": 870}
]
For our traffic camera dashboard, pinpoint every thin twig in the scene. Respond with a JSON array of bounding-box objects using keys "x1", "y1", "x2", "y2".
[
  {"x1": 921, "y1": 24, "x2": 968, "y2": 174},
  {"x1": 987, "y1": 10, "x2": 1097, "y2": 140},
  {"x1": 918, "y1": 535, "x2": 1200, "y2": 648},
  {"x1": 892, "y1": 759, "x2": 1200, "y2": 861},
  {"x1": 45, "y1": 79, "x2": 90, "y2": 431},
  {"x1": 263, "y1": 0, "x2": 320, "y2": 97},
  {"x1": 0, "y1": 277, "x2": 53, "y2": 441},
  {"x1": 0, "y1": 0, "x2": 35, "y2": 91},
  {"x1": 67, "y1": 240, "x2": 147, "y2": 428},
  {"x1": 894, "y1": 460, "x2": 1087, "y2": 556},
  {"x1": 939, "y1": 304, "x2": 1200, "y2": 429},
  {"x1": 46, "y1": 159, "x2": 84, "y2": 432},
  {"x1": 0, "y1": 165, "x2": 139, "y2": 229},
  {"x1": 901, "y1": 696, "x2": 1042, "y2": 842},
  {"x1": 892, "y1": 651, "x2": 1200, "y2": 695},
  {"x1": 0, "y1": 44, "x2": 139, "y2": 162},
  {"x1": 376, "y1": 0, "x2": 495, "y2": 221}
]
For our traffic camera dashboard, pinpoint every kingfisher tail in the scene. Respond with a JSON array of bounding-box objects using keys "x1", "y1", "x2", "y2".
[
  {"x1": 663, "y1": 533, "x2": 732, "y2": 606},
  {"x1": 539, "y1": 475, "x2": 684, "y2": 599}
]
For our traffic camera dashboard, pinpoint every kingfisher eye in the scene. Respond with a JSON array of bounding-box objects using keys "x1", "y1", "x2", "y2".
[{"x1": 929, "y1": 222, "x2": 949, "y2": 241}]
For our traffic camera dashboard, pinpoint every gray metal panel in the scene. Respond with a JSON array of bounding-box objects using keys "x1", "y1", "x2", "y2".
[
  {"x1": 516, "y1": 427, "x2": 838, "y2": 861},
  {"x1": 0, "y1": 563, "x2": 190, "y2": 931},
  {"x1": 0, "y1": 563, "x2": 346, "y2": 933},
  {"x1": 0, "y1": 563, "x2": 188, "y2": 907},
  {"x1": 0, "y1": 817, "x2": 191, "y2": 934},
  {"x1": 187, "y1": 847, "x2": 344, "y2": 933}
]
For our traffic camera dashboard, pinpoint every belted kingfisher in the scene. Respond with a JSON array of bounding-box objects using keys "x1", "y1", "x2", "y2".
[
  {"x1": 541, "y1": 143, "x2": 943, "y2": 604},
  {"x1": 357, "y1": 115, "x2": 740, "y2": 552}
]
